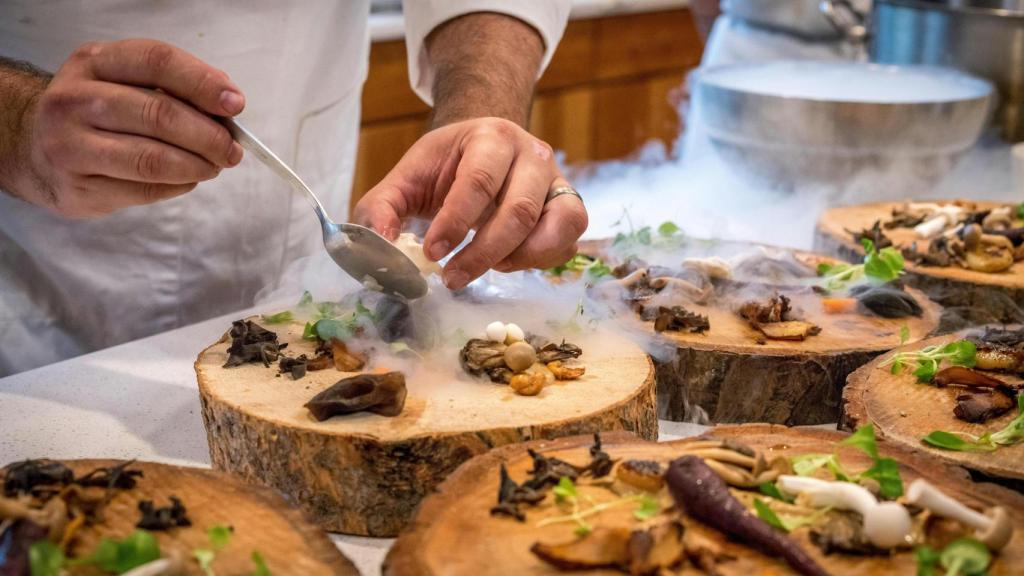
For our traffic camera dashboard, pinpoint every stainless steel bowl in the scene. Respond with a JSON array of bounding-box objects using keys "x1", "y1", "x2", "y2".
[{"x1": 694, "y1": 60, "x2": 994, "y2": 187}]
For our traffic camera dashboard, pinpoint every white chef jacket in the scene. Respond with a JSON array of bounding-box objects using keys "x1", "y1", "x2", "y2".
[{"x1": 0, "y1": 0, "x2": 569, "y2": 376}]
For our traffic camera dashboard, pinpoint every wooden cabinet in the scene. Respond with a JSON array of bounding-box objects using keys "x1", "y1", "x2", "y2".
[{"x1": 352, "y1": 7, "x2": 703, "y2": 209}]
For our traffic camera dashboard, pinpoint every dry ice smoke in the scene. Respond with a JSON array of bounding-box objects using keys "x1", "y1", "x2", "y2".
[{"x1": 573, "y1": 69, "x2": 1019, "y2": 252}]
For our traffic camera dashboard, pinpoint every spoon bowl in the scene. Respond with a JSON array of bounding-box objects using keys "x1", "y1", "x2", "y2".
[{"x1": 223, "y1": 118, "x2": 428, "y2": 300}]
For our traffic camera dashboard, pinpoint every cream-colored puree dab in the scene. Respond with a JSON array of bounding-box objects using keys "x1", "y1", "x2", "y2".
[{"x1": 394, "y1": 233, "x2": 442, "y2": 276}]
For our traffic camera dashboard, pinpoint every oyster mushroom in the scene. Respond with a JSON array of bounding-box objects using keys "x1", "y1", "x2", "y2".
[{"x1": 906, "y1": 479, "x2": 1013, "y2": 551}]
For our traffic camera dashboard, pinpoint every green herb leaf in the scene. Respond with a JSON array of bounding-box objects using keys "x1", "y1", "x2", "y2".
[
  {"x1": 986, "y1": 394, "x2": 1024, "y2": 447},
  {"x1": 251, "y1": 551, "x2": 272, "y2": 576},
  {"x1": 302, "y1": 321, "x2": 318, "y2": 341},
  {"x1": 573, "y1": 524, "x2": 593, "y2": 537},
  {"x1": 864, "y1": 247, "x2": 905, "y2": 282},
  {"x1": 552, "y1": 476, "x2": 577, "y2": 501},
  {"x1": 297, "y1": 291, "x2": 314, "y2": 307},
  {"x1": 633, "y1": 495, "x2": 660, "y2": 520},
  {"x1": 587, "y1": 258, "x2": 612, "y2": 278},
  {"x1": 194, "y1": 548, "x2": 216, "y2": 576},
  {"x1": 207, "y1": 525, "x2": 233, "y2": 551},
  {"x1": 861, "y1": 238, "x2": 876, "y2": 254},
  {"x1": 915, "y1": 545, "x2": 941, "y2": 576},
  {"x1": 1017, "y1": 203, "x2": 1024, "y2": 220},
  {"x1": 758, "y1": 482, "x2": 791, "y2": 502},
  {"x1": 941, "y1": 341, "x2": 977, "y2": 368},
  {"x1": 657, "y1": 221, "x2": 681, "y2": 237},
  {"x1": 900, "y1": 325, "x2": 911, "y2": 345},
  {"x1": 260, "y1": 311, "x2": 293, "y2": 324},
  {"x1": 29, "y1": 540, "x2": 65, "y2": 576},
  {"x1": 816, "y1": 263, "x2": 835, "y2": 276},
  {"x1": 861, "y1": 457, "x2": 904, "y2": 499},
  {"x1": 939, "y1": 538, "x2": 991, "y2": 576},
  {"x1": 80, "y1": 530, "x2": 161, "y2": 574},
  {"x1": 636, "y1": 227, "x2": 652, "y2": 246},
  {"x1": 840, "y1": 424, "x2": 880, "y2": 459},
  {"x1": 921, "y1": 431, "x2": 997, "y2": 453},
  {"x1": 791, "y1": 454, "x2": 837, "y2": 477},
  {"x1": 753, "y1": 499, "x2": 787, "y2": 531}
]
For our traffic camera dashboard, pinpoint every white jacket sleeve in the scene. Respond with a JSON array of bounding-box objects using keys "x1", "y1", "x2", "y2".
[{"x1": 402, "y1": 0, "x2": 571, "y2": 106}]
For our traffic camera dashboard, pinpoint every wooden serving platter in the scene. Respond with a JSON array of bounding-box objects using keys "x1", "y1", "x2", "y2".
[
  {"x1": 815, "y1": 200, "x2": 1024, "y2": 326},
  {"x1": 580, "y1": 239, "x2": 942, "y2": 425},
  {"x1": 385, "y1": 426, "x2": 1024, "y2": 575},
  {"x1": 843, "y1": 332, "x2": 1024, "y2": 483},
  {"x1": 196, "y1": 320, "x2": 656, "y2": 537},
  {"x1": 0, "y1": 459, "x2": 356, "y2": 575}
]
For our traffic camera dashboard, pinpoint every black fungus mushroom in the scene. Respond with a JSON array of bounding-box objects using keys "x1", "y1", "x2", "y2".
[
  {"x1": 2, "y1": 459, "x2": 73, "y2": 497},
  {"x1": 373, "y1": 294, "x2": 414, "y2": 343},
  {"x1": 850, "y1": 284, "x2": 923, "y2": 318},
  {"x1": 74, "y1": 460, "x2": 143, "y2": 490},
  {"x1": 304, "y1": 372, "x2": 407, "y2": 420},
  {"x1": 489, "y1": 464, "x2": 545, "y2": 521},
  {"x1": 522, "y1": 449, "x2": 581, "y2": 491},
  {"x1": 223, "y1": 320, "x2": 287, "y2": 368},
  {"x1": 136, "y1": 495, "x2": 192, "y2": 530}
]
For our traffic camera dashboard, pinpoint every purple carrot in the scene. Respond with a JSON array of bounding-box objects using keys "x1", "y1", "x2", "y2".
[{"x1": 666, "y1": 455, "x2": 829, "y2": 576}]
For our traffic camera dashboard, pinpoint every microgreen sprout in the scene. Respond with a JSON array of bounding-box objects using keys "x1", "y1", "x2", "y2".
[{"x1": 880, "y1": 340, "x2": 977, "y2": 383}]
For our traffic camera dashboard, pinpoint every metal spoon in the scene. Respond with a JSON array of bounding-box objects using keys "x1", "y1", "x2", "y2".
[{"x1": 222, "y1": 118, "x2": 428, "y2": 300}]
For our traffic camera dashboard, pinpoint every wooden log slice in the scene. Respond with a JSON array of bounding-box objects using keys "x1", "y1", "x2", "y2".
[
  {"x1": 0, "y1": 459, "x2": 356, "y2": 575},
  {"x1": 815, "y1": 200, "x2": 1024, "y2": 329},
  {"x1": 385, "y1": 425, "x2": 1024, "y2": 576},
  {"x1": 196, "y1": 320, "x2": 656, "y2": 537},
  {"x1": 580, "y1": 239, "x2": 942, "y2": 425},
  {"x1": 843, "y1": 331, "x2": 1024, "y2": 482}
]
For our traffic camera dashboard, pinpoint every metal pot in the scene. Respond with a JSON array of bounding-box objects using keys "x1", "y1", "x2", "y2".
[
  {"x1": 824, "y1": 0, "x2": 1024, "y2": 141},
  {"x1": 722, "y1": 0, "x2": 845, "y2": 39},
  {"x1": 694, "y1": 60, "x2": 993, "y2": 188}
]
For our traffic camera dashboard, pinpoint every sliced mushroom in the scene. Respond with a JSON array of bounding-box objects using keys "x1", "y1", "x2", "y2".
[
  {"x1": 616, "y1": 459, "x2": 664, "y2": 492},
  {"x1": 547, "y1": 359, "x2": 586, "y2": 380},
  {"x1": 965, "y1": 234, "x2": 1015, "y2": 273}
]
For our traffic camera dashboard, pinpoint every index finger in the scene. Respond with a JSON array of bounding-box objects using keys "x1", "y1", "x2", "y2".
[{"x1": 78, "y1": 39, "x2": 245, "y2": 116}]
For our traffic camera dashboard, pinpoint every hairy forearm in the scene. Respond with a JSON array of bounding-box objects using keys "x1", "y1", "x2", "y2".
[
  {"x1": 0, "y1": 57, "x2": 50, "y2": 198},
  {"x1": 425, "y1": 12, "x2": 545, "y2": 129}
]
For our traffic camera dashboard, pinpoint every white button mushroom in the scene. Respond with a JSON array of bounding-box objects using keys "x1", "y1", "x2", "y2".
[
  {"x1": 485, "y1": 321, "x2": 507, "y2": 343},
  {"x1": 504, "y1": 323, "x2": 525, "y2": 344},
  {"x1": 777, "y1": 475, "x2": 912, "y2": 549},
  {"x1": 906, "y1": 479, "x2": 1013, "y2": 551}
]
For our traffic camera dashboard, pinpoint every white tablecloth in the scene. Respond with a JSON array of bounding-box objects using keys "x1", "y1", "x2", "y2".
[{"x1": 0, "y1": 305, "x2": 709, "y2": 575}]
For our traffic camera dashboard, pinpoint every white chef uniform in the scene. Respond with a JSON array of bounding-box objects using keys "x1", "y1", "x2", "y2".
[{"x1": 0, "y1": 0, "x2": 570, "y2": 376}]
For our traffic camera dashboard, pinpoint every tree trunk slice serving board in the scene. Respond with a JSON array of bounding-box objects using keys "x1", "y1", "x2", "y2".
[
  {"x1": 196, "y1": 320, "x2": 657, "y2": 537},
  {"x1": 815, "y1": 201, "x2": 1024, "y2": 327},
  {"x1": 0, "y1": 459, "x2": 356, "y2": 575},
  {"x1": 579, "y1": 239, "x2": 942, "y2": 425},
  {"x1": 843, "y1": 332, "x2": 1024, "y2": 483},
  {"x1": 385, "y1": 425, "x2": 1024, "y2": 576}
]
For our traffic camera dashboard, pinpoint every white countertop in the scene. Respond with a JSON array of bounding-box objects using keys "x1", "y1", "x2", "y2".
[
  {"x1": 0, "y1": 304, "x2": 709, "y2": 575},
  {"x1": 369, "y1": 0, "x2": 691, "y2": 42}
]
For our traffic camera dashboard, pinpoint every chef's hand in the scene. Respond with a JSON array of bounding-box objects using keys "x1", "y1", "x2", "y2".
[
  {"x1": 9, "y1": 39, "x2": 244, "y2": 218},
  {"x1": 353, "y1": 117, "x2": 588, "y2": 290}
]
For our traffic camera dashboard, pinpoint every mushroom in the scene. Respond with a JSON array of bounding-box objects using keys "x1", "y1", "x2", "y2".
[
  {"x1": 510, "y1": 372, "x2": 545, "y2": 396},
  {"x1": 906, "y1": 479, "x2": 1013, "y2": 551},
  {"x1": 914, "y1": 205, "x2": 964, "y2": 238},
  {"x1": 682, "y1": 256, "x2": 732, "y2": 280},
  {"x1": 485, "y1": 321, "x2": 507, "y2": 343},
  {"x1": 982, "y1": 207, "x2": 1014, "y2": 231},
  {"x1": 304, "y1": 372, "x2": 407, "y2": 420},
  {"x1": 965, "y1": 233, "x2": 1015, "y2": 272},
  {"x1": 504, "y1": 341, "x2": 537, "y2": 372},
  {"x1": 547, "y1": 359, "x2": 585, "y2": 380},
  {"x1": 393, "y1": 232, "x2": 442, "y2": 276},
  {"x1": 777, "y1": 475, "x2": 912, "y2": 549},
  {"x1": 648, "y1": 277, "x2": 712, "y2": 303},
  {"x1": 504, "y1": 323, "x2": 525, "y2": 344}
]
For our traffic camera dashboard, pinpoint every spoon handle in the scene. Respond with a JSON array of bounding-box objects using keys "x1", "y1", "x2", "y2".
[{"x1": 221, "y1": 117, "x2": 333, "y2": 227}]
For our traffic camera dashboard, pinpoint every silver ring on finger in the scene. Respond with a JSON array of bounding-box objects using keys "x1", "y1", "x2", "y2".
[{"x1": 545, "y1": 185, "x2": 583, "y2": 205}]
